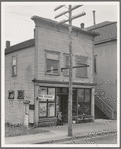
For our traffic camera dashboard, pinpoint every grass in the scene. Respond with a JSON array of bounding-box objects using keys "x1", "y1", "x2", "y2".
[{"x1": 5, "y1": 123, "x2": 50, "y2": 137}]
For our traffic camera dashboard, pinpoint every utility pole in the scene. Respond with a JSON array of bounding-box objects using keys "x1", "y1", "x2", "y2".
[{"x1": 54, "y1": 5, "x2": 86, "y2": 136}]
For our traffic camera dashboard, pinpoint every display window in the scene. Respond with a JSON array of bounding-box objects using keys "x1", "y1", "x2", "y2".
[
  {"x1": 38, "y1": 87, "x2": 56, "y2": 118},
  {"x1": 77, "y1": 89, "x2": 91, "y2": 115}
]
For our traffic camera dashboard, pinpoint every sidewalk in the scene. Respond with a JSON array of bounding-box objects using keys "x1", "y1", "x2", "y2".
[{"x1": 5, "y1": 119, "x2": 117, "y2": 144}]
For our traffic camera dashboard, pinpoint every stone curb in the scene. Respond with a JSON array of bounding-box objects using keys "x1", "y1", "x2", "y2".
[{"x1": 35, "y1": 130, "x2": 117, "y2": 144}]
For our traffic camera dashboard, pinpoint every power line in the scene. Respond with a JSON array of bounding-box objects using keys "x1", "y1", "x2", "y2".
[{"x1": 5, "y1": 14, "x2": 32, "y2": 23}]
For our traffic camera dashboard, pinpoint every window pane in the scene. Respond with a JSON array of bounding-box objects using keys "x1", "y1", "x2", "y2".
[
  {"x1": 85, "y1": 89, "x2": 91, "y2": 102},
  {"x1": 8, "y1": 91, "x2": 14, "y2": 99},
  {"x1": 78, "y1": 103, "x2": 85, "y2": 115},
  {"x1": 46, "y1": 53, "x2": 59, "y2": 60},
  {"x1": 47, "y1": 59, "x2": 58, "y2": 73},
  {"x1": 38, "y1": 87, "x2": 47, "y2": 101},
  {"x1": 18, "y1": 90, "x2": 24, "y2": 99},
  {"x1": 84, "y1": 103, "x2": 91, "y2": 115},
  {"x1": 48, "y1": 103, "x2": 55, "y2": 117},
  {"x1": 40, "y1": 103, "x2": 47, "y2": 117},
  {"x1": 76, "y1": 65, "x2": 87, "y2": 77},
  {"x1": 12, "y1": 57, "x2": 16, "y2": 65},
  {"x1": 48, "y1": 88, "x2": 55, "y2": 101},
  {"x1": 76, "y1": 56, "x2": 87, "y2": 77},
  {"x1": 77, "y1": 89, "x2": 84, "y2": 102},
  {"x1": 12, "y1": 66, "x2": 16, "y2": 76}
]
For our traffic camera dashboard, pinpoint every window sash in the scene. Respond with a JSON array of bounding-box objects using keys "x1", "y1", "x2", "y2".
[
  {"x1": 12, "y1": 57, "x2": 16, "y2": 66},
  {"x1": 12, "y1": 66, "x2": 17, "y2": 76},
  {"x1": 8, "y1": 91, "x2": 14, "y2": 99},
  {"x1": 63, "y1": 55, "x2": 69, "y2": 76},
  {"x1": 18, "y1": 90, "x2": 24, "y2": 99},
  {"x1": 76, "y1": 56, "x2": 88, "y2": 77},
  {"x1": 46, "y1": 59, "x2": 59, "y2": 74}
]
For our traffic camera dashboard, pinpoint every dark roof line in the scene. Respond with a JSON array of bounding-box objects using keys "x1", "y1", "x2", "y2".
[
  {"x1": 5, "y1": 38, "x2": 35, "y2": 55},
  {"x1": 86, "y1": 21, "x2": 117, "y2": 30}
]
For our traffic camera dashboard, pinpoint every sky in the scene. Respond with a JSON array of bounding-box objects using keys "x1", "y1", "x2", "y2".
[{"x1": 2, "y1": 2, "x2": 119, "y2": 47}]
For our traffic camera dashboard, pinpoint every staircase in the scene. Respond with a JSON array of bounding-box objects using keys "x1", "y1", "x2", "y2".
[{"x1": 95, "y1": 95, "x2": 116, "y2": 120}]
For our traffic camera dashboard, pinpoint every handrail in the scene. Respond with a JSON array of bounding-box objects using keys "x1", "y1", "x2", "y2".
[
  {"x1": 95, "y1": 95, "x2": 115, "y2": 112},
  {"x1": 95, "y1": 95, "x2": 115, "y2": 119}
]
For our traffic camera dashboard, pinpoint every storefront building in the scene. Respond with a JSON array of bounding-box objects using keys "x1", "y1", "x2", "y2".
[{"x1": 5, "y1": 15, "x2": 98, "y2": 126}]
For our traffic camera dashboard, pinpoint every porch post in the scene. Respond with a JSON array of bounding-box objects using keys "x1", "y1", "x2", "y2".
[{"x1": 91, "y1": 87, "x2": 95, "y2": 121}]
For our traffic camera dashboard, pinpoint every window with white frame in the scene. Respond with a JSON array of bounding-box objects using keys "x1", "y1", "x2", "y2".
[
  {"x1": 76, "y1": 56, "x2": 88, "y2": 78},
  {"x1": 45, "y1": 51, "x2": 60, "y2": 75},
  {"x1": 12, "y1": 56, "x2": 17, "y2": 76},
  {"x1": 63, "y1": 54, "x2": 69, "y2": 76}
]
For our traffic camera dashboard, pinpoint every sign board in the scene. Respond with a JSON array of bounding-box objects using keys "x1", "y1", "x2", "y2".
[{"x1": 38, "y1": 94, "x2": 54, "y2": 100}]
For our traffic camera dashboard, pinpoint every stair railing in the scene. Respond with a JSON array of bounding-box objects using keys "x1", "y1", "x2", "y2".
[{"x1": 95, "y1": 95, "x2": 116, "y2": 120}]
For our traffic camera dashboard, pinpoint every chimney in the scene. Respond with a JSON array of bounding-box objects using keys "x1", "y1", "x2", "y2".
[
  {"x1": 6, "y1": 41, "x2": 10, "y2": 48},
  {"x1": 80, "y1": 23, "x2": 84, "y2": 29},
  {"x1": 93, "y1": 10, "x2": 96, "y2": 25}
]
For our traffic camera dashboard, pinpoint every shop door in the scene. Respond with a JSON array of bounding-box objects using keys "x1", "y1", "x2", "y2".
[{"x1": 61, "y1": 95, "x2": 68, "y2": 123}]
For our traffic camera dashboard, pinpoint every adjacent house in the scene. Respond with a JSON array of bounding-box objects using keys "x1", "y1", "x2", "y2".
[
  {"x1": 86, "y1": 21, "x2": 117, "y2": 120},
  {"x1": 5, "y1": 16, "x2": 98, "y2": 126}
]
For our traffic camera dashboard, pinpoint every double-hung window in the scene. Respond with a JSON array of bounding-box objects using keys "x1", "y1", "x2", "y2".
[
  {"x1": 45, "y1": 50, "x2": 60, "y2": 75},
  {"x1": 76, "y1": 56, "x2": 88, "y2": 78},
  {"x1": 63, "y1": 54, "x2": 69, "y2": 76},
  {"x1": 12, "y1": 56, "x2": 17, "y2": 76}
]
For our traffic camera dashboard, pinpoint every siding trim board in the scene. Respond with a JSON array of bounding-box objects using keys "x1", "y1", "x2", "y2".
[{"x1": 32, "y1": 79, "x2": 96, "y2": 86}]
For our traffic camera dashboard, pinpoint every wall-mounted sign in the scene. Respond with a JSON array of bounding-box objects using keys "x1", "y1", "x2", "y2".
[{"x1": 38, "y1": 94, "x2": 54, "y2": 101}]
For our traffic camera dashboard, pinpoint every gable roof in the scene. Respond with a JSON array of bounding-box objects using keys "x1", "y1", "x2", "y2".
[
  {"x1": 5, "y1": 39, "x2": 35, "y2": 55},
  {"x1": 86, "y1": 21, "x2": 117, "y2": 44}
]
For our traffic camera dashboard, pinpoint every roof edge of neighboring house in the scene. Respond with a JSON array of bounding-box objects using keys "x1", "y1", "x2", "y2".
[
  {"x1": 5, "y1": 38, "x2": 35, "y2": 55},
  {"x1": 86, "y1": 21, "x2": 117, "y2": 31},
  {"x1": 94, "y1": 37, "x2": 117, "y2": 45},
  {"x1": 31, "y1": 15, "x2": 99, "y2": 37}
]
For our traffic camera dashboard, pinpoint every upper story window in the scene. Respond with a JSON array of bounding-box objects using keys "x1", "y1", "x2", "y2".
[
  {"x1": 94, "y1": 55, "x2": 97, "y2": 74},
  {"x1": 45, "y1": 50, "x2": 60, "y2": 75},
  {"x1": 75, "y1": 56, "x2": 88, "y2": 78},
  {"x1": 63, "y1": 54, "x2": 69, "y2": 76},
  {"x1": 12, "y1": 56, "x2": 17, "y2": 76}
]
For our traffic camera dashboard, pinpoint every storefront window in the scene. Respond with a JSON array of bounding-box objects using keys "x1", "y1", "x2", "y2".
[
  {"x1": 48, "y1": 103, "x2": 55, "y2": 117},
  {"x1": 78, "y1": 89, "x2": 91, "y2": 116},
  {"x1": 40, "y1": 103, "x2": 47, "y2": 117},
  {"x1": 38, "y1": 87, "x2": 56, "y2": 118},
  {"x1": 72, "y1": 89, "x2": 77, "y2": 116}
]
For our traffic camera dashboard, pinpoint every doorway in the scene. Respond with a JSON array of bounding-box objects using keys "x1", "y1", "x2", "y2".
[{"x1": 60, "y1": 95, "x2": 68, "y2": 123}]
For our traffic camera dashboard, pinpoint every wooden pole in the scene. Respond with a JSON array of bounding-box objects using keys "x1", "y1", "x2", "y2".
[{"x1": 68, "y1": 5, "x2": 73, "y2": 136}]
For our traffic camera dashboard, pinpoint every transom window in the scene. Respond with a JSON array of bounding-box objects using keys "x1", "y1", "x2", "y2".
[
  {"x1": 76, "y1": 56, "x2": 88, "y2": 78},
  {"x1": 12, "y1": 56, "x2": 17, "y2": 76},
  {"x1": 45, "y1": 51, "x2": 60, "y2": 75}
]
